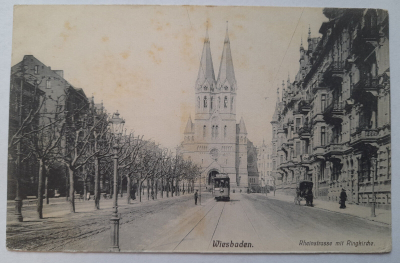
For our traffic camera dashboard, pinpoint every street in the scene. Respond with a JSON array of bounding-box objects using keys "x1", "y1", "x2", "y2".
[{"x1": 6, "y1": 192, "x2": 391, "y2": 253}]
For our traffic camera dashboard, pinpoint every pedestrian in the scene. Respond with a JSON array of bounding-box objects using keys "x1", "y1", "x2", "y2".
[
  {"x1": 194, "y1": 190, "x2": 198, "y2": 205},
  {"x1": 340, "y1": 188, "x2": 347, "y2": 209}
]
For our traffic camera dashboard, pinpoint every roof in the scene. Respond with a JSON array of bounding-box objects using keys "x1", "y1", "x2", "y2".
[
  {"x1": 216, "y1": 25, "x2": 236, "y2": 89},
  {"x1": 196, "y1": 29, "x2": 216, "y2": 88}
]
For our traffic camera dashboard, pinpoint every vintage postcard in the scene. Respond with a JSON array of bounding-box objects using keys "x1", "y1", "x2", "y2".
[{"x1": 6, "y1": 5, "x2": 391, "y2": 253}]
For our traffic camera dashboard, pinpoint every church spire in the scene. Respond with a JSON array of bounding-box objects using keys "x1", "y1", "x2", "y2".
[
  {"x1": 277, "y1": 84, "x2": 280, "y2": 102},
  {"x1": 217, "y1": 21, "x2": 236, "y2": 90},
  {"x1": 196, "y1": 22, "x2": 216, "y2": 89},
  {"x1": 300, "y1": 37, "x2": 304, "y2": 51}
]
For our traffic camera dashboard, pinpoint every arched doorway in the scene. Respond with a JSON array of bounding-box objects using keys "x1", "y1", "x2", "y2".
[{"x1": 208, "y1": 170, "x2": 219, "y2": 185}]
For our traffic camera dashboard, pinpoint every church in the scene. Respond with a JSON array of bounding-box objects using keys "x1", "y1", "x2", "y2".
[{"x1": 180, "y1": 25, "x2": 250, "y2": 190}]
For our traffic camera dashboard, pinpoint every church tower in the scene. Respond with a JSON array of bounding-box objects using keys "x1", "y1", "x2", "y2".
[{"x1": 182, "y1": 23, "x2": 248, "y2": 189}]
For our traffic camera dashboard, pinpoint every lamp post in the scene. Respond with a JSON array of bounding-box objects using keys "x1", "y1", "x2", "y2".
[{"x1": 109, "y1": 111, "x2": 125, "y2": 252}]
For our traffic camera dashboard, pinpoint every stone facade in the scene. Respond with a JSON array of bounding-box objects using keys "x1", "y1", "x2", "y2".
[
  {"x1": 180, "y1": 26, "x2": 249, "y2": 189},
  {"x1": 270, "y1": 9, "x2": 390, "y2": 209}
]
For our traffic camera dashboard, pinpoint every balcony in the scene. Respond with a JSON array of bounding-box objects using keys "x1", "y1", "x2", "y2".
[
  {"x1": 300, "y1": 154, "x2": 313, "y2": 163},
  {"x1": 298, "y1": 125, "x2": 311, "y2": 140},
  {"x1": 324, "y1": 144, "x2": 348, "y2": 157},
  {"x1": 351, "y1": 77, "x2": 378, "y2": 103},
  {"x1": 324, "y1": 61, "x2": 345, "y2": 80},
  {"x1": 297, "y1": 99, "x2": 311, "y2": 115},
  {"x1": 323, "y1": 100, "x2": 345, "y2": 124},
  {"x1": 350, "y1": 128, "x2": 379, "y2": 147}
]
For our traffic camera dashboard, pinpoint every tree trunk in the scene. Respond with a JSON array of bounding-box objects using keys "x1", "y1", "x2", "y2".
[
  {"x1": 166, "y1": 179, "x2": 169, "y2": 198},
  {"x1": 45, "y1": 173, "x2": 49, "y2": 204},
  {"x1": 83, "y1": 177, "x2": 87, "y2": 201},
  {"x1": 65, "y1": 165, "x2": 69, "y2": 202},
  {"x1": 68, "y1": 167, "x2": 75, "y2": 213},
  {"x1": 139, "y1": 180, "x2": 142, "y2": 202},
  {"x1": 37, "y1": 159, "x2": 44, "y2": 219},
  {"x1": 170, "y1": 179, "x2": 175, "y2": 197},
  {"x1": 147, "y1": 178, "x2": 150, "y2": 200},
  {"x1": 94, "y1": 157, "x2": 100, "y2": 210},
  {"x1": 127, "y1": 175, "x2": 131, "y2": 204},
  {"x1": 155, "y1": 179, "x2": 158, "y2": 200},
  {"x1": 161, "y1": 178, "x2": 164, "y2": 198},
  {"x1": 151, "y1": 178, "x2": 154, "y2": 200}
]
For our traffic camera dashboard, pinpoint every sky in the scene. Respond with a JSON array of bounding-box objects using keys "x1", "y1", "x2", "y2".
[{"x1": 11, "y1": 5, "x2": 328, "y2": 150}]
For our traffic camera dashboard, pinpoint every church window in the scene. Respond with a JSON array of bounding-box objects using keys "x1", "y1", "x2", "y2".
[
  {"x1": 204, "y1": 96, "x2": 208, "y2": 108},
  {"x1": 231, "y1": 97, "x2": 234, "y2": 110},
  {"x1": 216, "y1": 125, "x2": 219, "y2": 138},
  {"x1": 204, "y1": 86, "x2": 207, "y2": 91},
  {"x1": 224, "y1": 96, "x2": 228, "y2": 108},
  {"x1": 224, "y1": 86, "x2": 228, "y2": 90},
  {"x1": 197, "y1": 97, "x2": 200, "y2": 108},
  {"x1": 211, "y1": 96, "x2": 214, "y2": 110},
  {"x1": 212, "y1": 125, "x2": 215, "y2": 138},
  {"x1": 218, "y1": 97, "x2": 221, "y2": 108},
  {"x1": 224, "y1": 125, "x2": 227, "y2": 138},
  {"x1": 203, "y1": 125, "x2": 206, "y2": 138}
]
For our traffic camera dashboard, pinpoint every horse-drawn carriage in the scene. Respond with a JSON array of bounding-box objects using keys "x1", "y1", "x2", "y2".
[{"x1": 294, "y1": 180, "x2": 313, "y2": 206}]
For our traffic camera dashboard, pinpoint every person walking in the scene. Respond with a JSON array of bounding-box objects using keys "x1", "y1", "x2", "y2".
[
  {"x1": 340, "y1": 188, "x2": 347, "y2": 209},
  {"x1": 194, "y1": 190, "x2": 198, "y2": 205}
]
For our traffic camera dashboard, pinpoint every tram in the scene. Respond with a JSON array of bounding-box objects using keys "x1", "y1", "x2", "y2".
[{"x1": 213, "y1": 174, "x2": 230, "y2": 201}]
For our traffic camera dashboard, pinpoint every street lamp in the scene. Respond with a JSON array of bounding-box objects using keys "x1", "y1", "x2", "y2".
[{"x1": 109, "y1": 111, "x2": 125, "y2": 252}]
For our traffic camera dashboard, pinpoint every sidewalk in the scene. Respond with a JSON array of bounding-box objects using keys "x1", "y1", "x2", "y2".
[
  {"x1": 6, "y1": 192, "x2": 195, "y2": 224},
  {"x1": 262, "y1": 192, "x2": 391, "y2": 225}
]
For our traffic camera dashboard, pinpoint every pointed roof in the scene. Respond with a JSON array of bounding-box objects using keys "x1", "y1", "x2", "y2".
[
  {"x1": 184, "y1": 116, "x2": 194, "y2": 134},
  {"x1": 196, "y1": 26, "x2": 216, "y2": 88},
  {"x1": 217, "y1": 22, "x2": 236, "y2": 89},
  {"x1": 238, "y1": 117, "x2": 247, "y2": 134}
]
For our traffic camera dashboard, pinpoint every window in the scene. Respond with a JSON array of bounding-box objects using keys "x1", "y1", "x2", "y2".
[
  {"x1": 321, "y1": 94, "x2": 326, "y2": 111},
  {"x1": 218, "y1": 97, "x2": 221, "y2": 108},
  {"x1": 204, "y1": 86, "x2": 207, "y2": 91},
  {"x1": 197, "y1": 97, "x2": 200, "y2": 108},
  {"x1": 231, "y1": 97, "x2": 234, "y2": 111},
  {"x1": 212, "y1": 125, "x2": 215, "y2": 138},
  {"x1": 210, "y1": 96, "x2": 214, "y2": 110},
  {"x1": 280, "y1": 155, "x2": 283, "y2": 164},
  {"x1": 295, "y1": 118, "x2": 301, "y2": 133},
  {"x1": 46, "y1": 79, "x2": 51, "y2": 89},
  {"x1": 224, "y1": 96, "x2": 228, "y2": 108},
  {"x1": 34, "y1": 65, "x2": 39, "y2": 74},
  {"x1": 224, "y1": 125, "x2": 227, "y2": 138},
  {"x1": 216, "y1": 125, "x2": 219, "y2": 138},
  {"x1": 321, "y1": 127, "x2": 326, "y2": 146},
  {"x1": 204, "y1": 96, "x2": 208, "y2": 108},
  {"x1": 296, "y1": 141, "x2": 301, "y2": 157},
  {"x1": 203, "y1": 125, "x2": 206, "y2": 138}
]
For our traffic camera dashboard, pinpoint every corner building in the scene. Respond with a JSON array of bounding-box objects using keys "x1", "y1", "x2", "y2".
[
  {"x1": 271, "y1": 9, "x2": 390, "y2": 209},
  {"x1": 181, "y1": 26, "x2": 249, "y2": 190}
]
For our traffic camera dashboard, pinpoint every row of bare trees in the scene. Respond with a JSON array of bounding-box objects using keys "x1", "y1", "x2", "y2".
[{"x1": 9, "y1": 73, "x2": 202, "y2": 220}]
